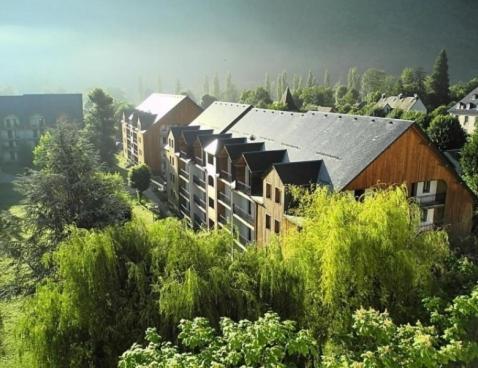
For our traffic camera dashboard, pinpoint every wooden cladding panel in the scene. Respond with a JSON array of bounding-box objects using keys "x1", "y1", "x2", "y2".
[{"x1": 345, "y1": 126, "x2": 474, "y2": 235}]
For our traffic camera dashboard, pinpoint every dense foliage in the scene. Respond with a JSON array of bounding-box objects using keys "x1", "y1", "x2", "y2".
[
  {"x1": 13, "y1": 187, "x2": 466, "y2": 367},
  {"x1": 427, "y1": 115, "x2": 467, "y2": 150},
  {"x1": 1, "y1": 122, "x2": 131, "y2": 283},
  {"x1": 128, "y1": 164, "x2": 151, "y2": 201},
  {"x1": 461, "y1": 130, "x2": 478, "y2": 192},
  {"x1": 83, "y1": 88, "x2": 117, "y2": 166},
  {"x1": 119, "y1": 312, "x2": 318, "y2": 368}
]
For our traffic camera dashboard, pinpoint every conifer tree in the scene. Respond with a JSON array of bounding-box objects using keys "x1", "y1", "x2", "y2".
[
  {"x1": 203, "y1": 75, "x2": 210, "y2": 95},
  {"x1": 427, "y1": 49, "x2": 450, "y2": 108}
]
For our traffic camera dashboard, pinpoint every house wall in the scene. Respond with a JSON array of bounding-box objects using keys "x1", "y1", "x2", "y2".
[
  {"x1": 140, "y1": 99, "x2": 202, "y2": 175},
  {"x1": 345, "y1": 126, "x2": 474, "y2": 235},
  {"x1": 457, "y1": 114, "x2": 476, "y2": 135},
  {"x1": 257, "y1": 169, "x2": 286, "y2": 246},
  {"x1": 411, "y1": 99, "x2": 427, "y2": 113}
]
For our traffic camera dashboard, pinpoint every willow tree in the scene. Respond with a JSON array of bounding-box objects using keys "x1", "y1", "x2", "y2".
[{"x1": 281, "y1": 187, "x2": 449, "y2": 337}]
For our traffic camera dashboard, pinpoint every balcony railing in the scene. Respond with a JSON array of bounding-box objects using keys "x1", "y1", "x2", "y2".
[
  {"x1": 235, "y1": 180, "x2": 251, "y2": 195},
  {"x1": 179, "y1": 186, "x2": 189, "y2": 199},
  {"x1": 220, "y1": 170, "x2": 233, "y2": 182},
  {"x1": 413, "y1": 193, "x2": 446, "y2": 206},
  {"x1": 180, "y1": 204, "x2": 190, "y2": 217},
  {"x1": 237, "y1": 234, "x2": 251, "y2": 245},
  {"x1": 179, "y1": 169, "x2": 189, "y2": 180},
  {"x1": 193, "y1": 195, "x2": 206, "y2": 209},
  {"x1": 218, "y1": 214, "x2": 229, "y2": 226},
  {"x1": 193, "y1": 175, "x2": 206, "y2": 187},
  {"x1": 180, "y1": 150, "x2": 190, "y2": 158},
  {"x1": 419, "y1": 221, "x2": 444, "y2": 232},
  {"x1": 233, "y1": 204, "x2": 253, "y2": 224},
  {"x1": 195, "y1": 156, "x2": 203, "y2": 166},
  {"x1": 218, "y1": 192, "x2": 231, "y2": 206}
]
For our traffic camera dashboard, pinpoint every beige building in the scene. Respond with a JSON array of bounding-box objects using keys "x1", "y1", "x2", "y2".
[
  {"x1": 122, "y1": 93, "x2": 202, "y2": 176},
  {"x1": 448, "y1": 87, "x2": 478, "y2": 134},
  {"x1": 165, "y1": 103, "x2": 475, "y2": 249},
  {"x1": 0, "y1": 94, "x2": 83, "y2": 163}
]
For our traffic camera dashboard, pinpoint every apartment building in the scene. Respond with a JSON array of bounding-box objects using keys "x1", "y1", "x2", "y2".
[
  {"x1": 448, "y1": 87, "x2": 478, "y2": 134},
  {"x1": 122, "y1": 93, "x2": 202, "y2": 176},
  {"x1": 0, "y1": 94, "x2": 83, "y2": 163},
  {"x1": 166, "y1": 103, "x2": 475, "y2": 248}
]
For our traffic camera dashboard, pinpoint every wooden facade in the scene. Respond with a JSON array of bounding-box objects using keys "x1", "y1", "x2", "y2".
[
  {"x1": 123, "y1": 97, "x2": 202, "y2": 175},
  {"x1": 345, "y1": 126, "x2": 474, "y2": 235},
  {"x1": 256, "y1": 125, "x2": 475, "y2": 245}
]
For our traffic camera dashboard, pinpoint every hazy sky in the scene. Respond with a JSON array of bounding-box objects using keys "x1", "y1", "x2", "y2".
[{"x1": 2, "y1": 0, "x2": 478, "y2": 101}]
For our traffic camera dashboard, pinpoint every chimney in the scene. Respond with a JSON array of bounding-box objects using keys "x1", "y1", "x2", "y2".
[
  {"x1": 413, "y1": 93, "x2": 418, "y2": 99},
  {"x1": 398, "y1": 93, "x2": 403, "y2": 99},
  {"x1": 381, "y1": 93, "x2": 386, "y2": 99}
]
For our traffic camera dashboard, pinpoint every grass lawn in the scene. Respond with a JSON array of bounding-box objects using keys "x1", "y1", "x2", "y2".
[{"x1": 0, "y1": 183, "x2": 23, "y2": 212}]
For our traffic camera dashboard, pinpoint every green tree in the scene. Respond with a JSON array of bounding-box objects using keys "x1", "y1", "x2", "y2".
[
  {"x1": 361, "y1": 68, "x2": 387, "y2": 97},
  {"x1": 334, "y1": 85, "x2": 348, "y2": 106},
  {"x1": 119, "y1": 312, "x2": 318, "y2": 368},
  {"x1": 264, "y1": 72, "x2": 271, "y2": 96},
  {"x1": 13, "y1": 122, "x2": 131, "y2": 280},
  {"x1": 322, "y1": 287, "x2": 478, "y2": 367},
  {"x1": 306, "y1": 70, "x2": 316, "y2": 88},
  {"x1": 426, "y1": 49, "x2": 451, "y2": 108},
  {"x1": 282, "y1": 187, "x2": 448, "y2": 337},
  {"x1": 347, "y1": 67, "x2": 361, "y2": 91},
  {"x1": 203, "y1": 75, "x2": 210, "y2": 95},
  {"x1": 323, "y1": 69, "x2": 331, "y2": 87},
  {"x1": 461, "y1": 131, "x2": 478, "y2": 192},
  {"x1": 239, "y1": 87, "x2": 272, "y2": 107},
  {"x1": 427, "y1": 115, "x2": 467, "y2": 150},
  {"x1": 174, "y1": 79, "x2": 181, "y2": 94},
  {"x1": 213, "y1": 73, "x2": 221, "y2": 98},
  {"x1": 223, "y1": 72, "x2": 238, "y2": 102},
  {"x1": 200, "y1": 94, "x2": 217, "y2": 109},
  {"x1": 83, "y1": 88, "x2": 117, "y2": 166},
  {"x1": 128, "y1": 164, "x2": 151, "y2": 201}
]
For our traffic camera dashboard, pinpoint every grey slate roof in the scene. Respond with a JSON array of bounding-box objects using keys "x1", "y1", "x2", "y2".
[
  {"x1": 273, "y1": 160, "x2": 323, "y2": 186},
  {"x1": 189, "y1": 102, "x2": 252, "y2": 133},
  {"x1": 170, "y1": 125, "x2": 199, "y2": 139},
  {"x1": 224, "y1": 142, "x2": 265, "y2": 161},
  {"x1": 204, "y1": 137, "x2": 247, "y2": 155},
  {"x1": 449, "y1": 87, "x2": 478, "y2": 116},
  {"x1": 229, "y1": 108, "x2": 414, "y2": 190},
  {"x1": 375, "y1": 94, "x2": 422, "y2": 112},
  {"x1": 243, "y1": 150, "x2": 287, "y2": 173},
  {"x1": 0, "y1": 93, "x2": 83, "y2": 125},
  {"x1": 183, "y1": 129, "x2": 213, "y2": 145}
]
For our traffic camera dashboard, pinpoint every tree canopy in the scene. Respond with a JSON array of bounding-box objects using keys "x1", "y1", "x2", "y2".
[{"x1": 427, "y1": 115, "x2": 467, "y2": 150}]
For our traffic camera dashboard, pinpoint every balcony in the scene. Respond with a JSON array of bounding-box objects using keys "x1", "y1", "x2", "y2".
[
  {"x1": 180, "y1": 204, "x2": 190, "y2": 218},
  {"x1": 236, "y1": 233, "x2": 251, "y2": 246},
  {"x1": 179, "y1": 186, "x2": 189, "y2": 200},
  {"x1": 233, "y1": 204, "x2": 253, "y2": 224},
  {"x1": 179, "y1": 168, "x2": 189, "y2": 180},
  {"x1": 218, "y1": 214, "x2": 229, "y2": 226},
  {"x1": 235, "y1": 180, "x2": 251, "y2": 195},
  {"x1": 195, "y1": 156, "x2": 204, "y2": 166},
  {"x1": 413, "y1": 193, "x2": 446, "y2": 207},
  {"x1": 218, "y1": 192, "x2": 231, "y2": 207},
  {"x1": 193, "y1": 195, "x2": 206, "y2": 209},
  {"x1": 220, "y1": 170, "x2": 232, "y2": 182},
  {"x1": 193, "y1": 175, "x2": 206, "y2": 188}
]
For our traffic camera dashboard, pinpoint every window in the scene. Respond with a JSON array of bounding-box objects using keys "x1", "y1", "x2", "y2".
[
  {"x1": 209, "y1": 198, "x2": 215, "y2": 209},
  {"x1": 7, "y1": 130, "x2": 13, "y2": 139},
  {"x1": 247, "y1": 200, "x2": 252, "y2": 214},
  {"x1": 162, "y1": 136, "x2": 167, "y2": 145},
  {"x1": 354, "y1": 189, "x2": 365, "y2": 201},
  {"x1": 274, "y1": 220, "x2": 280, "y2": 233},
  {"x1": 266, "y1": 183, "x2": 271, "y2": 199},
  {"x1": 247, "y1": 228, "x2": 252, "y2": 241},
  {"x1": 464, "y1": 116, "x2": 469, "y2": 124},
  {"x1": 265, "y1": 214, "x2": 271, "y2": 230},
  {"x1": 420, "y1": 208, "x2": 428, "y2": 223},
  {"x1": 208, "y1": 176, "x2": 214, "y2": 187},
  {"x1": 209, "y1": 219, "x2": 215, "y2": 228},
  {"x1": 275, "y1": 188, "x2": 281, "y2": 204},
  {"x1": 207, "y1": 153, "x2": 214, "y2": 165},
  {"x1": 422, "y1": 181, "x2": 431, "y2": 193}
]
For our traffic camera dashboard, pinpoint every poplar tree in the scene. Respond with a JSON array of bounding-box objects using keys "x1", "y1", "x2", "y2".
[
  {"x1": 213, "y1": 73, "x2": 221, "y2": 98},
  {"x1": 203, "y1": 75, "x2": 210, "y2": 95}
]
